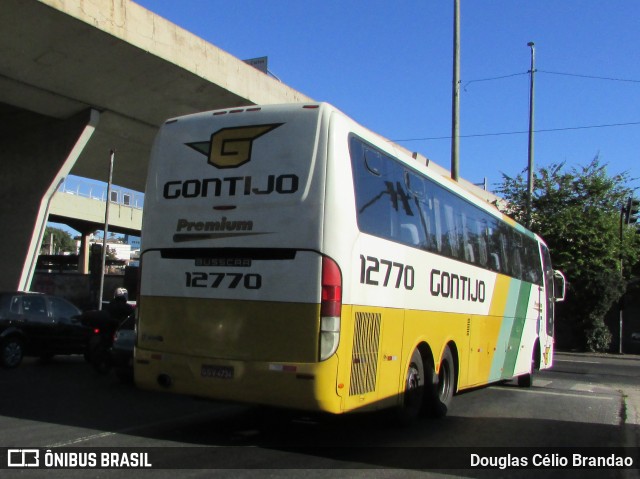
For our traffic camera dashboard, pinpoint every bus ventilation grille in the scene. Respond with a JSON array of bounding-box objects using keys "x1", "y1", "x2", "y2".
[{"x1": 349, "y1": 312, "x2": 381, "y2": 396}]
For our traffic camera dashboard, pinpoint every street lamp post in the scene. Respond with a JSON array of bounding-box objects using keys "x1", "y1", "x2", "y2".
[
  {"x1": 451, "y1": 0, "x2": 460, "y2": 182},
  {"x1": 98, "y1": 150, "x2": 115, "y2": 310},
  {"x1": 526, "y1": 42, "x2": 536, "y2": 229}
]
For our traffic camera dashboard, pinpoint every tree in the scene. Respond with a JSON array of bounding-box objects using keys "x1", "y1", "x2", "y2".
[
  {"x1": 42, "y1": 226, "x2": 77, "y2": 254},
  {"x1": 106, "y1": 245, "x2": 119, "y2": 261},
  {"x1": 495, "y1": 157, "x2": 640, "y2": 351}
]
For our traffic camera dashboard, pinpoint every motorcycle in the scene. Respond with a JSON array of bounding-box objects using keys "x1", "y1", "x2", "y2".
[{"x1": 81, "y1": 309, "x2": 123, "y2": 374}]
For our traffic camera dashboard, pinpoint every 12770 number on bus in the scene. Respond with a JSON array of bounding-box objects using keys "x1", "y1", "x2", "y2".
[
  {"x1": 359, "y1": 255, "x2": 414, "y2": 290},
  {"x1": 185, "y1": 272, "x2": 262, "y2": 289}
]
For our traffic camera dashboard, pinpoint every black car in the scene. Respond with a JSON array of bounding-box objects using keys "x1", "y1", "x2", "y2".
[{"x1": 0, "y1": 292, "x2": 91, "y2": 368}]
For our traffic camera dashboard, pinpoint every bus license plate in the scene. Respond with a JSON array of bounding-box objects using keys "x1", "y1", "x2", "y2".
[{"x1": 201, "y1": 364, "x2": 234, "y2": 379}]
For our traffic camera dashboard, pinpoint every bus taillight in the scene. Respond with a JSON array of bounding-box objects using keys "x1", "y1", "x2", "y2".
[{"x1": 320, "y1": 256, "x2": 342, "y2": 361}]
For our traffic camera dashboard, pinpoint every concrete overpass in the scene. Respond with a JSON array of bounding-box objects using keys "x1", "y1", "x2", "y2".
[
  {"x1": 0, "y1": 0, "x2": 312, "y2": 291},
  {"x1": 48, "y1": 183, "x2": 143, "y2": 274},
  {"x1": 50, "y1": 188, "x2": 142, "y2": 238},
  {"x1": 1, "y1": 0, "x2": 500, "y2": 293}
]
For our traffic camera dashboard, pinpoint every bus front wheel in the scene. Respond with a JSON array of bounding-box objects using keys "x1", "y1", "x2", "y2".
[
  {"x1": 517, "y1": 345, "x2": 538, "y2": 388},
  {"x1": 425, "y1": 346, "x2": 454, "y2": 418}
]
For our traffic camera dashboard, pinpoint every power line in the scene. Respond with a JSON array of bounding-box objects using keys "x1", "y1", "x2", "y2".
[
  {"x1": 462, "y1": 70, "x2": 640, "y2": 87},
  {"x1": 537, "y1": 70, "x2": 640, "y2": 84},
  {"x1": 463, "y1": 72, "x2": 528, "y2": 90},
  {"x1": 396, "y1": 69, "x2": 640, "y2": 142},
  {"x1": 393, "y1": 120, "x2": 640, "y2": 143}
]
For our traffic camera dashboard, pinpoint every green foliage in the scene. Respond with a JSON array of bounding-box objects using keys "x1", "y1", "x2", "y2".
[
  {"x1": 42, "y1": 226, "x2": 76, "y2": 254},
  {"x1": 495, "y1": 157, "x2": 640, "y2": 352}
]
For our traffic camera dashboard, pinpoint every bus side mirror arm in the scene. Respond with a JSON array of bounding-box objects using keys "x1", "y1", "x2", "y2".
[{"x1": 553, "y1": 270, "x2": 566, "y2": 302}]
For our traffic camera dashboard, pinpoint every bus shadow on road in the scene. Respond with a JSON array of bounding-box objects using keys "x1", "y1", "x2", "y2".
[{"x1": 1, "y1": 357, "x2": 637, "y2": 474}]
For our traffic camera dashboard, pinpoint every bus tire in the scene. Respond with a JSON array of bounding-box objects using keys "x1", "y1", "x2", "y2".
[
  {"x1": 517, "y1": 346, "x2": 538, "y2": 388},
  {"x1": 425, "y1": 346, "x2": 454, "y2": 418},
  {"x1": 396, "y1": 349, "x2": 425, "y2": 424}
]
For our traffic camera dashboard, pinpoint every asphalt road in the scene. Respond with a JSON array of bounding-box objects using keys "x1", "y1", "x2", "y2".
[{"x1": 0, "y1": 351, "x2": 638, "y2": 478}]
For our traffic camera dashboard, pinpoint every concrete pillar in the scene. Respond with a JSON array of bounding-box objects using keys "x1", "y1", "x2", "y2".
[
  {"x1": 0, "y1": 108, "x2": 99, "y2": 291},
  {"x1": 78, "y1": 231, "x2": 92, "y2": 274}
]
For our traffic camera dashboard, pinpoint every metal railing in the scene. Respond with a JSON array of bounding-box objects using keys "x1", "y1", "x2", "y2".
[{"x1": 58, "y1": 176, "x2": 144, "y2": 209}]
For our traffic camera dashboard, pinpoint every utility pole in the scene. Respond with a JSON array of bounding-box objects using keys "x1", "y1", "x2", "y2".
[
  {"x1": 98, "y1": 150, "x2": 115, "y2": 310},
  {"x1": 619, "y1": 202, "x2": 625, "y2": 355},
  {"x1": 451, "y1": 0, "x2": 461, "y2": 182},
  {"x1": 526, "y1": 42, "x2": 536, "y2": 229},
  {"x1": 619, "y1": 197, "x2": 640, "y2": 354}
]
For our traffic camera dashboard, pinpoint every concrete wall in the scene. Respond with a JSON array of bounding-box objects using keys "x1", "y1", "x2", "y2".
[{"x1": 31, "y1": 273, "x2": 126, "y2": 311}]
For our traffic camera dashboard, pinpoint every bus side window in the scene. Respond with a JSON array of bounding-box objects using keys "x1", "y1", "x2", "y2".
[
  {"x1": 364, "y1": 146, "x2": 383, "y2": 176},
  {"x1": 400, "y1": 224, "x2": 420, "y2": 245},
  {"x1": 487, "y1": 225, "x2": 502, "y2": 273},
  {"x1": 443, "y1": 203, "x2": 459, "y2": 259},
  {"x1": 406, "y1": 170, "x2": 431, "y2": 249},
  {"x1": 475, "y1": 219, "x2": 489, "y2": 268},
  {"x1": 512, "y1": 249, "x2": 523, "y2": 279},
  {"x1": 349, "y1": 134, "x2": 545, "y2": 283},
  {"x1": 523, "y1": 238, "x2": 543, "y2": 284},
  {"x1": 460, "y1": 212, "x2": 475, "y2": 264},
  {"x1": 433, "y1": 197, "x2": 443, "y2": 254},
  {"x1": 499, "y1": 232, "x2": 510, "y2": 275},
  {"x1": 490, "y1": 253, "x2": 501, "y2": 272},
  {"x1": 352, "y1": 143, "x2": 393, "y2": 240},
  {"x1": 418, "y1": 195, "x2": 436, "y2": 251},
  {"x1": 386, "y1": 164, "x2": 423, "y2": 247}
]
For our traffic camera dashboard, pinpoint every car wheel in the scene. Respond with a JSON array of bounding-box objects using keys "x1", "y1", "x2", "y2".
[{"x1": 1, "y1": 337, "x2": 24, "y2": 369}]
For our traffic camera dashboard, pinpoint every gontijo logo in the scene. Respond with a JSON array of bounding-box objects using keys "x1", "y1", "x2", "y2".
[{"x1": 186, "y1": 123, "x2": 283, "y2": 169}]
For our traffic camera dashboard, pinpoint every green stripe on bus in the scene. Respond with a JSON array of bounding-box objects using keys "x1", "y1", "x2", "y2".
[
  {"x1": 489, "y1": 278, "x2": 517, "y2": 381},
  {"x1": 488, "y1": 279, "x2": 532, "y2": 381},
  {"x1": 501, "y1": 281, "x2": 532, "y2": 379}
]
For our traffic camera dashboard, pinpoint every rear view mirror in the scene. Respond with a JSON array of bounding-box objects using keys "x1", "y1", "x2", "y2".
[{"x1": 553, "y1": 270, "x2": 566, "y2": 302}]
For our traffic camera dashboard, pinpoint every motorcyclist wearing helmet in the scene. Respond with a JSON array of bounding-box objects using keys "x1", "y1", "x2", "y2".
[{"x1": 106, "y1": 287, "x2": 134, "y2": 323}]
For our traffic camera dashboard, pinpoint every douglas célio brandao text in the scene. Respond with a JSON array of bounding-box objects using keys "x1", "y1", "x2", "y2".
[{"x1": 470, "y1": 453, "x2": 634, "y2": 469}]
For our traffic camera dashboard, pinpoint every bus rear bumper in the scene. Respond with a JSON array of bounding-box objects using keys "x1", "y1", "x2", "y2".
[{"x1": 134, "y1": 348, "x2": 344, "y2": 414}]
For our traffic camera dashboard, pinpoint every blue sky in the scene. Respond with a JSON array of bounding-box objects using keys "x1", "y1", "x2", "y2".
[{"x1": 131, "y1": 0, "x2": 640, "y2": 193}]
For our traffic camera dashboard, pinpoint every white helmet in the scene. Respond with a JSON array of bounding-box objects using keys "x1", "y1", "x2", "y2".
[{"x1": 114, "y1": 287, "x2": 128, "y2": 300}]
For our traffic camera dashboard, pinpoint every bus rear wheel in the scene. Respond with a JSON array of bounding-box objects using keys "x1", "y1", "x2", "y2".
[
  {"x1": 396, "y1": 349, "x2": 425, "y2": 424},
  {"x1": 425, "y1": 346, "x2": 454, "y2": 418}
]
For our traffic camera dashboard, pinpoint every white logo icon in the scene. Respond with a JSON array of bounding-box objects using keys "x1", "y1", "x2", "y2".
[{"x1": 7, "y1": 449, "x2": 40, "y2": 467}]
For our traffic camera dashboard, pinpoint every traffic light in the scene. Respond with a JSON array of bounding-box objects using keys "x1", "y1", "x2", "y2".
[{"x1": 625, "y1": 197, "x2": 640, "y2": 225}]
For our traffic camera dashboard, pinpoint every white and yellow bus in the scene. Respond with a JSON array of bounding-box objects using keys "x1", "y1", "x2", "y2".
[{"x1": 135, "y1": 102, "x2": 565, "y2": 419}]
